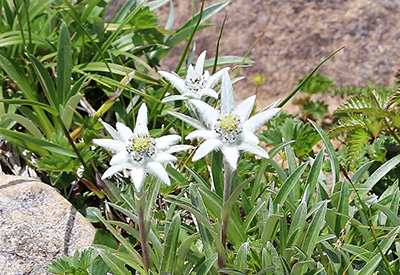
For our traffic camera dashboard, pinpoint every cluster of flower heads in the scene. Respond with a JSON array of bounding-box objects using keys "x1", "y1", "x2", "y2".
[{"x1": 93, "y1": 51, "x2": 280, "y2": 192}]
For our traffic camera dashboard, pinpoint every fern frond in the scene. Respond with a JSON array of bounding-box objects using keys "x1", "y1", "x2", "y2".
[
  {"x1": 334, "y1": 94, "x2": 385, "y2": 116},
  {"x1": 328, "y1": 115, "x2": 365, "y2": 135},
  {"x1": 345, "y1": 128, "x2": 371, "y2": 168},
  {"x1": 371, "y1": 89, "x2": 390, "y2": 110},
  {"x1": 386, "y1": 88, "x2": 400, "y2": 110}
]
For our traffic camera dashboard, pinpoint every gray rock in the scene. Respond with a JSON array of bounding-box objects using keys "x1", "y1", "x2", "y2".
[{"x1": 0, "y1": 175, "x2": 96, "y2": 275}]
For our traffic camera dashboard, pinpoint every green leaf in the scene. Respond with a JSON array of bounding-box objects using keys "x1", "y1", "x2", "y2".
[
  {"x1": 334, "y1": 181, "x2": 350, "y2": 236},
  {"x1": 94, "y1": 213, "x2": 145, "y2": 269},
  {"x1": 28, "y1": 54, "x2": 57, "y2": 109},
  {"x1": 57, "y1": 22, "x2": 72, "y2": 106},
  {"x1": 287, "y1": 200, "x2": 307, "y2": 247},
  {"x1": 275, "y1": 163, "x2": 307, "y2": 206},
  {"x1": 160, "y1": 214, "x2": 181, "y2": 273},
  {"x1": 301, "y1": 201, "x2": 327, "y2": 258},
  {"x1": 96, "y1": 248, "x2": 133, "y2": 275},
  {"x1": 242, "y1": 200, "x2": 265, "y2": 233},
  {"x1": 196, "y1": 253, "x2": 218, "y2": 275},
  {"x1": 266, "y1": 242, "x2": 284, "y2": 274},
  {"x1": 358, "y1": 154, "x2": 400, "y2": 197},
  {"x1": 190, "y1": 184, "x2": 214, "y2": 256},
  {"x1": 0, "y1": 128, "x2": 75, "y2": 157},
  {"x1": 309, "y1": 119, "x2": 339, "y2": 191},
  {"x1": 341, "y1": 244, "x2": 371, "y2": 262},
  {"x1": 0, "y1": 113, "x2": 42, "y2": 138},
  {"x1": 345, "y1": 128, "x2": 371, "y2": 168},
  {"x1": 0, "y1": 50, "x2": 54, "y2": 137},
  {"x1": 285, "y1": 142, "x2": 297, "y2": 175},
  {"x1": 165, "y1": 195, "x2": 225, "y2": 260},
  {"x1": 234, "y1": 242, "x2": 249, "y2": 273},
  {"x1": 59, "y1": 93, "x2": 83, "y2": 131},
  {"x1": 0, "y1": 99, "x2": 57, "y2": 115},
  {"x1": 369, "y1": 202, "x2": 400, "y2": 226},
  {"x1": 176, "y1": 233, "x2": 199, "y2": 274},
  {"x1": 306, "y1": 148, "x2": 324, "y2": 202},
  {"x1": 203, "y1": 56, "x2": 254, "y2": 67}
]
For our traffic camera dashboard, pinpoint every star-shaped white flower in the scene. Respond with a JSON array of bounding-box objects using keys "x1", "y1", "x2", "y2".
[
  {"x1": 159, "y1": 51, "x2": 229, "y2": 102},
  {"x1": 93, "y1": 103, "x2": 191, "y2": 192},
  {"x1": 181, "y1": 71, "x2": 280, "y2": 169}
]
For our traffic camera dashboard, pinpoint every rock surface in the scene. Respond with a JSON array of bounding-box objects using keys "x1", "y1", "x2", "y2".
[
  {"x1": 157, "y1": 0, "x2": 400, "y2": 113},
  {"x1": 0, "y1": 175, "x2": 96, "y2": 275}
]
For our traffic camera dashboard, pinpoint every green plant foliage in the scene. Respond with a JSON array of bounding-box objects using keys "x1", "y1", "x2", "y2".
[
  {"x1": 300, "y1": 100, "x2": 329, "y2": 121},
  {"x1": 259, "y1": 113, "x2": 321, "y2": 158},
  {"x1": 330, "y1": 87, "x2": 400, "y2": 171},
  {"x1": 299, "y1": 73, "x2": 335, "y2": 95},
  {"x1": 2, "y1": 1, "x2": 400, "y2": 275},
  {"x1": 47, "y1": 249, "x2": 99, "y2": 275}
]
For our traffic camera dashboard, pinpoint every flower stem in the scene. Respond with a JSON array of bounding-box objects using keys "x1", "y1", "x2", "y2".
[
  {"x1": 219, "y1": 158, "x2": 233, "y2": 270},
  {"x1": 136, "y1": 194, "x2": 151, "y2": 272}
]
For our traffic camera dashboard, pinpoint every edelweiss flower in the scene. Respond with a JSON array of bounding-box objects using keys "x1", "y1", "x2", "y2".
[
  {"x1": 183, "y1": 71, "x2": 280, "y2": 169},
  {"x1": 93, "y1": 103, "x2": 191, "y2": 192},
  {"x1": 159, "y1": 51, "x2": 229, "y2": 102}
]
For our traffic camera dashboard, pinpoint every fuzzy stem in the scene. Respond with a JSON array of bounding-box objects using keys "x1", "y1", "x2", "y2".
[
  {"x1": 218, "y1": 158, "x2": 233, "y2": 270},
  {"x1": 221, "y1": 159, "x2": 232, "y2": 247},
  {"x1": 136, "y1": 194, "x2": 151, "y2": 272}
]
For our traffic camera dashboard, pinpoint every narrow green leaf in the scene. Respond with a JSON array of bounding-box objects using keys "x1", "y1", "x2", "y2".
[
  {"x1": 28, "y1": 54, "x2": 57, "y2": 108},
  {"x1": 306, "y1": 148, "x2": 324, "y2": 202},
  {"x1": 93, "y1": 1, "x2": 146, "y2": 61},
  {"x1": 275, "y1": 163, "x2": 307, "y2": 206},
  {"x1": 190, "y1": 184, "x2": 214, "y2": 256},
  {"x1": 370, "y1": 202, "x2": 400, "y2": 226},
  {"x1": 210, "y1": 150, "x2": 224, "y2": 196},
  {"x1": 287, "y1": 200, "x2": 307, "y2": 247},
  {"x1": 0, "y1": 99, "x2": 57, "y2": 115},
  {"x1": 59, "y1": 93, "x2": 83, "y2": 130},
  {"x1": 243, "y1": 200, "x2": 265, "y2": 233},
  {"x1": 107, "y1": 200, "x2": 163, "y2": 255},
  {"x1": 309, "y1": 119, "x2": 339, "y2": 191},
  {"x1": 234, "y1": 242, "x2": 249, "y2": 273},
  {"x1": 0, "y1": 51, "x2": 54, "y2": 137},
  {"x1": 335, "y1": 181, "x2": 349, "y2": 236},
  {"x1": 301, "y1": 201, "x2": 327, "y2": 258},
  {"x1": 266, "y1": 158, "x2": 287, "y2": 181},
  {"x1": 267, "y1": 241, "x2": 284, "y2": 274},
  {"x1": 57, "y1": 22, "x2": 72, "y2": 105},
  {"x1": 278, "y1": 46, "x2": 344, "y2": 107},
  {"x1": 0, "y1": 113, "x2": 42, "y2": 138},
  {"x1": 203, "y1": 56, "x2": 253, "y2": 68},
  {"x1": 178, "y1": 2, "x2": 229, "y2": 31},
  {"x1": 167, "y1": 110, "x2": 205, "y2": 130},
  {"x1": 341, "y1": 244, "x2": 371, "y2": 262},
  {"x1": 96, "y1": 248, "x2": 135, "y2": 275},
  {"x1": 196, "y1": 253, "x2": 218, "y2": 275},
  {"x1": 165, "y1": 195, "x2": 225, "y2": 260},
  {"x1": 176, "y1": 233, "x2": 199, "y2": 274},
  {"x1": 0, "y1": 128, "x2": 75, "y2": 157},
  {"x1": 357, "y1": 154, "x2": 400, "y2": 197},
  {"x1": 95, "y1": 213, "x2": 145, "y2": 268},
  {"x1": 285, "y1": 142, "x2": 297, "y2": 174},
  {"x1": 160, "y1": 213, "x2": 181, "y2": 273}
]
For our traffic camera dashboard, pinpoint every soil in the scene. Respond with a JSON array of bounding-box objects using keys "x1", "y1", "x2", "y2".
[{"x1": 156, "y1": 0, "x2": 400, "y2": 114}]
